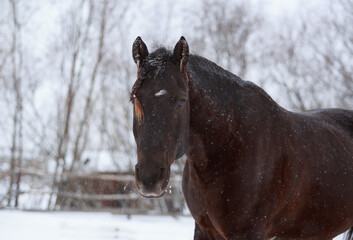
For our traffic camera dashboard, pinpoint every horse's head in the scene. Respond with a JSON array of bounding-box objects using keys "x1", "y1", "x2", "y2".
[{"x1": 130, "y1": 37, "x2": 190, "y2": 198}]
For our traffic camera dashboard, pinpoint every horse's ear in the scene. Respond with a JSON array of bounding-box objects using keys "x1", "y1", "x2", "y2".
[
  {"x1": 173, "y1": 36, "x2": 189, "y2": 72},
  {"x1": 132, "y1": 36, "x2": 149, "y2": 68}
]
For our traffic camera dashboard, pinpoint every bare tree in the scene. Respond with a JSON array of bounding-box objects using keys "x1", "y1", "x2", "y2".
[
  {"x1": 258, "y1": 20, "x2": 319, "y2": 111},
  {"x1": 47, "y1": 0, "x2": 103, "y2": 209},
  {"x1": 260, "y1": 0, "x2": 353, "y2": 111},
  {"x1": 93, "y1": 1, "x2": 137, "y2": 173},
  {"x1": 0, "y1": 0, "x2": 40, "y2": 208},
  {"x1": 310, "y1": 0, "x2": 353, "y2": 109},
  {"x1": 188, "y1": 0, "x2": 262, "y2": 79},
  {"x1": 6, "y1": 0, "x2": 24, "y2": 207},
  {"x1": 46, "y1": 0, "x2": 135, "y2": 210}
]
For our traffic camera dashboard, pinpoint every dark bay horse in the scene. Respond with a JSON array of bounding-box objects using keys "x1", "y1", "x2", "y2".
[{"x1": 130, "y1": 36, "x2": 353, "y2": 240}]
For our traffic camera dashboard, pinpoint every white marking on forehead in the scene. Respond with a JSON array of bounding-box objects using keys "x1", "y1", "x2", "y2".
[{"x1": 155, "y1": 89, "x2": 167, "y2": 97}]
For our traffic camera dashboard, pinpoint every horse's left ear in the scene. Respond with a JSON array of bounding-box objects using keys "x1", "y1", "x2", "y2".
[{"x1": 173, "y1": 36, "x2": 189, "y2": 72}]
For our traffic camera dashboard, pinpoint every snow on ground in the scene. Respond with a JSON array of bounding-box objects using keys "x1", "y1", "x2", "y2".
[
  {"x1": 0, "y1": 210, "x2": 346, "y2": 240},
  {"x1": 0, "y1": 211, "x2": 194, "y2": 240}
]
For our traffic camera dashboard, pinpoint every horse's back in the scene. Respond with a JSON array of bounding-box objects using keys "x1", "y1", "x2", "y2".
[{"x1": 306, "y1": 108, "x2": 353, "y2": 139}]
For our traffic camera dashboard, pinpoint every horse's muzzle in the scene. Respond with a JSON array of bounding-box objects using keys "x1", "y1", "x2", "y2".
[{"x1": 135, "y1": 164, "x2": 170, "y2": 198}]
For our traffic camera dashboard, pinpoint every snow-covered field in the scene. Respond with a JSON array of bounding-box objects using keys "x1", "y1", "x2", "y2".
[
  {"x1": 0, "y1": 210, "x2": 346, "y2": 240},
  {"x1": 0, "y1": 211, "x2": 194, "y2": 240}
]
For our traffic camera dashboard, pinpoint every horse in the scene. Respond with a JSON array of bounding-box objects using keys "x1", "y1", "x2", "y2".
[{"x1": 130, "y1": 36, "x2": 353, "y2": 240}]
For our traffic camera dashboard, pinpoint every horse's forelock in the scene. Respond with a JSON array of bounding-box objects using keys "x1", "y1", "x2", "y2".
[
  {"x1": 134, "y1": 97, "x2": 144, "y2": 124},
  {"x1": 146, "y1": 48, "x2": 172, "y2": 66},
  {"x1": 130, "y1": 78, "x2": 145, "y2": 124}
]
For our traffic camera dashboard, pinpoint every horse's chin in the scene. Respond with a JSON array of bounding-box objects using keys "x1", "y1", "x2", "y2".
[
  {"x1": 138, "y1": 190, "x2": 166, "y2": 199},
  {"x1": 137, "y1": 180, "x2": 169, "y2": 198}
]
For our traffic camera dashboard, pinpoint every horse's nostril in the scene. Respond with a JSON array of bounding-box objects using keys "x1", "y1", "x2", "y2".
[{"x1": 135, "y1": 165, "x2": 140, "y2": 179}]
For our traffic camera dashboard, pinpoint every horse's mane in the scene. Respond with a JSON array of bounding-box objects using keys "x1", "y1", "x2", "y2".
[
  {"x1": 188, "y1": 54, "x2": 244, "y2": 86},
  {"x1": 187, "y1": 54, "x2": 281, "y2": 114}
]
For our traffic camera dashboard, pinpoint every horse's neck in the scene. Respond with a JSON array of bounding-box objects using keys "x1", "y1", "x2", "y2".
[
  {"x1": 186, "y1": 66, "x2": 283, "y2": 168},
  {"x1": 187, "y1": 60, "x2": 250, "y2": 139},
  {"x1": 189, "y1": 72, "x2": 239, "y2": 163},
  {"x1": 186, "y1": 55, "x2": 251, "y2": 135}
]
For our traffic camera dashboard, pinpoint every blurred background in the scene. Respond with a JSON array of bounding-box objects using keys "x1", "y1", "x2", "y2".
[{"x1": 0, "y1": 0, "x2": 352, "y2": 216}]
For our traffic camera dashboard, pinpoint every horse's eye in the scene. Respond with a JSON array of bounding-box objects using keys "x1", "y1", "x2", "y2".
[
  {"x1": 177, "y1": 99, "x2": 186, "y2": 108},
  {"x1": 130, "y1": 96, "x2": 135, "y2": 104}
]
